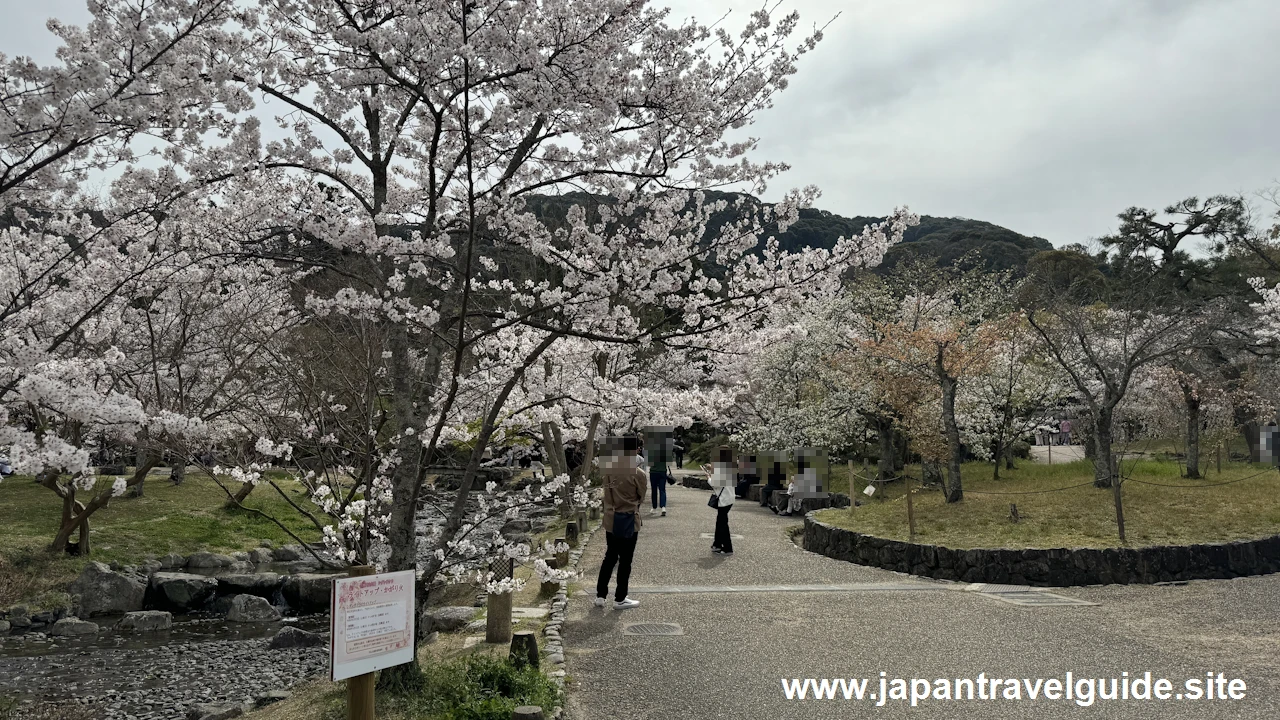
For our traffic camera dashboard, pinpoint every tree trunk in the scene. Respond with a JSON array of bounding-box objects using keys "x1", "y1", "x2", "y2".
[
  {"x1": 992, "y1": 437, "x2": 1004, "y2": 481},
  {"x1": 1004, "y1": 445, "x2": 1016, "y2": 470},
  {"x1": 939, "y1": 372, "x2": 963, "y2": 503},
  {"x1": 170, "y1": 462, "x2": 186, "y2": 486},
  {"x1": 226, "y1": 480, "x2": 255, "y2": 508},
  {"x1": 131, "y1": 446, "x2": 148, "y2": 498},
  {"x1": 875, "y1": 416, "x2": 896, "y2": 482},
  {"x1": 1092, "y1": 407, "x2": 1115, "y2": 488},
  {"x1": 1181, "y1": 382, "x2": 1201, "y2": 478},
  {"x1": 921, "y1": 460, "x2": 943, "y2": 486}
]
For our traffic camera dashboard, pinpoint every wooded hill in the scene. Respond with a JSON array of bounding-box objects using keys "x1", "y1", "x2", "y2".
[{"x1": 523, "y1": 190, "x2": 1053, "y2": 274}]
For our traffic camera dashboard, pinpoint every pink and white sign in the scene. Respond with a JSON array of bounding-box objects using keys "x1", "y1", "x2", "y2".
[{"x1": 330, "y1": 569, "x2": 415, "y2": 681}]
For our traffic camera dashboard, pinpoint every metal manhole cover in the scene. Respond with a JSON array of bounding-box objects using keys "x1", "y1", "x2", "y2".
[
  {"x1": 622, "y1": 622, "x2": 684, "y2": 636},
  {"x1": 980, "y1": 592, "x2": 1098, "y2": 607}
]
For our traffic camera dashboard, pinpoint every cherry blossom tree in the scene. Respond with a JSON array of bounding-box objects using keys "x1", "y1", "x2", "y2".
[{"x1": 153, "y1": 1, "x2": 916, "y2": 680}]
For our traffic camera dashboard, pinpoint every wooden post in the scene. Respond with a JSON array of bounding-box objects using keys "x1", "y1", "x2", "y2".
[
  {"x1": 1111, "y1": 453, "x2": 1125, "y2": 543},
  {"x1": 486, "y1": 558, "x2": 514, "y2": 644},
  {"x1": 1047, "y1": 442, "x2": 1051, "y2": 465},
  {"x1": 577, "y1": 511, "x2": 588, "y2": 535},
  {"x1": 905, "y1": 474, "x2": 916, "y2": 542},
  {"x1": 510, "y1": 631, "x2": 539, "y2": 669},
  {"x1": 564, "y1": 521, "x2": 579, "y2": 548},
  {"x1": 1217, "y1": 444, "x2": 1223, "y2": 475},
  {"x1": 539, "y1": 556, "x2": 560, "y2": 597},
  {"x1": 847, "y1": 459, "x2": 857, "y2": 516},
  {"x1": 346, "y1": 565, "x2": 375, "y2": 720},
  {"x1": 554, "y1": 539, "x2": 569, "y2": 570},
  {"x1": 512, "y1": 707, "x2": 545, "y2": 720}
]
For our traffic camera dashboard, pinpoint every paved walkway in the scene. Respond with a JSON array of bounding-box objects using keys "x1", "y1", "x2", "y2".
[
  {"x1": 1028, "y1": 444, "x2": 1087, "y2": 464},
  {"x1": 562, "y1": 484, "x2": 1280, "y2": 719}
]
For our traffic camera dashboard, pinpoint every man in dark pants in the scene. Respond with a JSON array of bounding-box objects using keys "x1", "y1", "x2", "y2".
[{"x1": 595, "y1": 436, "x2": 648, "y2": 610}]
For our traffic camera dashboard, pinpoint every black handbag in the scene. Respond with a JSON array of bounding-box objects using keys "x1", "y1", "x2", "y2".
[
  {"x1": 707, "y1": 491, "x2": 719, "y2": 509},
  {"x1": 667, "y1": 476, "x2": 675, "y2": 486},
  {"x1": 613, "y1": 511, "x2": 637, "y2": 539}
]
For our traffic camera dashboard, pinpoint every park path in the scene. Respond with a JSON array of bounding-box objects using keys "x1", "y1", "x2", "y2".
[
  {"x1": 1028, "y1": 444, "x2": 1086, "y2": 464},
  {"x1": 561, "y1": 482, "x2": 1280, "y2": 719}
]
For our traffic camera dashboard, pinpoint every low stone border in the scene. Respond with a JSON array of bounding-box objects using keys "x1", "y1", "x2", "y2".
[
  {"x1": 540, "y1": 516, "x2": 599, "y2": 720},
  {"x1": 803, "y1": 513, "x2": 1280, "y2": 586}
]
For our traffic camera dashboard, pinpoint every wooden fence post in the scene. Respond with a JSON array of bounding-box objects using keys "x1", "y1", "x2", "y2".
[
  {"x1": 486, "y1": 557, "x2": 514, "y2": 644},
  {"x1": 346, "y1": 565, "x2": 375, "y2": 720},
  {"x1": 1111, "y1": 453, "x2": 1125, "y2": 543}
]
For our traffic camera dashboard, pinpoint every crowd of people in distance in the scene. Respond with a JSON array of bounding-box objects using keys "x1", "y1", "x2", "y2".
[{"x1": 592, "y1": 429, "x2": 829, "y2": 611}]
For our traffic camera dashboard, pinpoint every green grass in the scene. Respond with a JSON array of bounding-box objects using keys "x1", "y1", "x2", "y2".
[
  {"x1": 815, "y1": 458, "x2": 1280, "y2": 549},
  {"x1": 0, "y1": 471, "x2": 326, "y2": 607},
  {"x1": 249, "y1": 630, "x2": 561, "y2": 720}
]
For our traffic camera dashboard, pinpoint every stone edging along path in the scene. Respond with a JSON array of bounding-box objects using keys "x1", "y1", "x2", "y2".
[
  {"x1": 803, "y1": 513, "x2": 1280, "y2": 586},
  {"x1": 538, "y1": 515, "x2": 599, "y2": 720}
]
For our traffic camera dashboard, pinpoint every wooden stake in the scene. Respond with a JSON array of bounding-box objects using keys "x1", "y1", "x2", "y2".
[
  {"x1": 905, "y1": 474, "x2": 916, "y2": 542},
  {"x1": 346, "y1": 565, "x2": 375, "y2": 720},
  {"x1": 1111, "y1": 453, "x2": 1125, "y2": 543},
  {"x1": 1217, "y1": 444, "x2": 1222, "y2": 475}
]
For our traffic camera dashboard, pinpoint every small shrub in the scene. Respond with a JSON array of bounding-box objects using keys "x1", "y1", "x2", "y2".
[
  {"x1": 392, "y1": 655, "x2": 560, "y2": 720},
  {"x1": 1009, "y1": 441, "x2": 1031, "y2": 460}
]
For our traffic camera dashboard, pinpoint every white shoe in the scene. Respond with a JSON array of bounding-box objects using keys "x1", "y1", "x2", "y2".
[
  {"x1": 614, "y1": 597, "x2": 640, "y2": 610},
  {"x1": 593, "y1": 596, "x2": 606, "y2": 608},
  {"x1": 648, "y1": 509, "x2": 659, "y2": 517},
  {"x1": 660, "y1": 508, "x2": 667, "y2": 516}
]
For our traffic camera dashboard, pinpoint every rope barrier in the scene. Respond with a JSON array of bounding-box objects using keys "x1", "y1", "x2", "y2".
[
  {"x1": 1125, "y1": 467, "x2": 1277, "y2": 489},
  {"x1": 962, "y1": 480, "x2": 1099, "y2": 496}
]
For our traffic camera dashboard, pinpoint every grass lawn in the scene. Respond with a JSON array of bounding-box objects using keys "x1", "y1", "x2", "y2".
[
  {"x1": 0, "y1": 471, "x2": 325, "y2": 608},
  {"x1": 816, "y1": 458, "x2": 1280, "y2": 549}
]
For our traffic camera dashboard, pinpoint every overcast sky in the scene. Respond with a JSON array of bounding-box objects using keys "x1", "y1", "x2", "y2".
[{"x1": 3, "y1": 0, "x2": 1278, "y2": 246}]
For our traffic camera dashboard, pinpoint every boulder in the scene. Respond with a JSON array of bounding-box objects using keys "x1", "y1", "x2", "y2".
[
  {"x1": 68, "y1": 562, "x2": 146, "y2": 617},
  {"x1": 226, "y1": 594, "x2": 282, "y2": 623},
  {"x1": 150, "y1": 572, "x2": 219, "y2": 610},
  {"x1": 186, "y1": 552, "x2": 236, "y2": 569},
  {"x1": 0, "y1": 620, "x2": 10, "y2": 633},
  {"x1": 272, "y1": 545, "x2": 304, "y2": 562},
  {"x1": 281, "y1": 573, "x2": 335, "y2": 613},
  {"x1": 426, "y1": 606, "x2": 477, "y2": 633},
  {"x1": 49, "y1": 617, "x2": 99, "y2": 636},
  {"x1": 159, "y1": 553, "x2": 186, "y2": 569},
  {"x1": 248, "y1": 548, "x2": 274, "y2": 564},
  {"x1": 187, "y1": 702, "x2": 248, "y2": 720},
  {"x1": 254, "y1": 690, "x2": 292, "y2": 707},
  {"x1": 269, "y1": 626, "x2": 324, "y2": 649},
  {"x1": 116, "y1": 610, "x2": 172, "y2": 632},
  {"x1": 217, "y1": 573, "x2": 284, "y2": 598}
]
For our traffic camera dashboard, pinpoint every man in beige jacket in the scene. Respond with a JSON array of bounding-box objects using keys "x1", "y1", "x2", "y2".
[{"x1": 595, "y1": 435, "x2": 648, "y2": 609}]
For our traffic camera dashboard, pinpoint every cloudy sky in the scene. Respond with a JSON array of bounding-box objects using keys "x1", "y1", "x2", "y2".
[{"x1": 3, "y1": 0, "x2": 1278, "y2": 245}]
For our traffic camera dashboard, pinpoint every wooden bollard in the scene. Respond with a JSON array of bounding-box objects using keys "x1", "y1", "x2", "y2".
[
  {"x1": 589, "y1": 505, "x2": 600, "y2": 521},
  {"x1": 512, "y1": 706, "x2": 545, "y2": 720},
  {"x1": 554, "y1": 537, "x2": 569, "y2": 570},
  {"x1": 510, "y1": 631, "x2": 539, "y2": 669},
  {"x1": 565, "y1": 520, "x2": 579, "y2": 548},
  {"x1": 577, "y1": 510, "x2": 588, "y2": 533},
  {"x1": 539, "y1": 557, "x2": 560, "y2": 597},
  {"x1": 486, "y1": 590, "x2": 513, "y2": 644}
]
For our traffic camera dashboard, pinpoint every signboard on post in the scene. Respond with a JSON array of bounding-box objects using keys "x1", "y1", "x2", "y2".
[{"x1": 330, "y1": 569, "x2": 415, "y2": 682}]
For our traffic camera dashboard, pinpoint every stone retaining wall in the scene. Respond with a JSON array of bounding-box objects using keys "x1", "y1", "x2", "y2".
[{"x1": 803, "y1": 514, "x2": 1280, "y2": 586}]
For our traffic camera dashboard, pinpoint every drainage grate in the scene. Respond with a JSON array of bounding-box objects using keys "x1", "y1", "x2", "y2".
[
  {"x1": 979, "y1": 592, "x2": 1098, "y2": 607},
  {"x1": 698, "y1": 533, "x2": 745, "y2": 540},
  {"x1": 966, "y1": 583, "x2": 1038, "y2": 593},
  {"x1": 622, "y1": 622, "x2": 684, "y2": 636}
]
